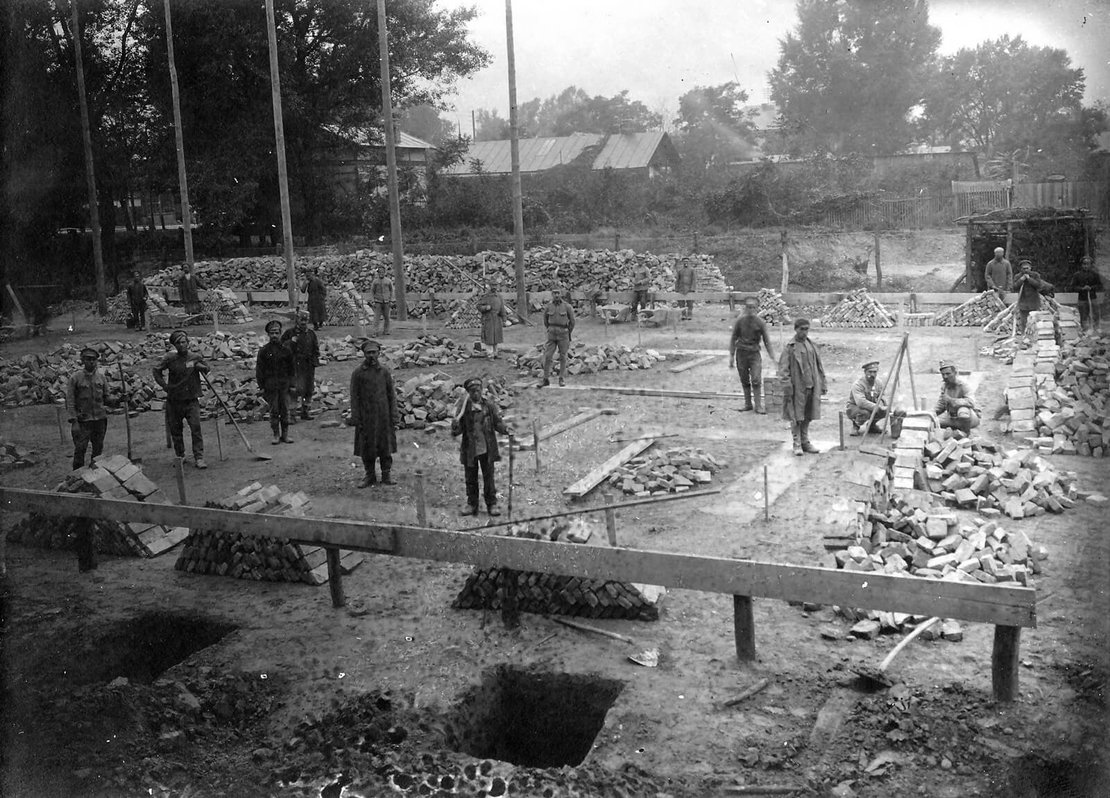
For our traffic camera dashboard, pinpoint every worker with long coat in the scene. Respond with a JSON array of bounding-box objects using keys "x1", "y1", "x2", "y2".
[
  {"x1": 178, "y1": 264, "x2": 205, "y2": 315},
  {"x1": 302, "y1": 268, "x2": 327, "y2": 330},
  {"x1": 281, "y1": 313, "x2": 320, "y2": 420},
  {"x1": 256, "y1": 320, "x2": 296, "y2": 444},
  {"x1": 349, "y1": 339, "x2": 399, "y2": 487},
  {"x1": 777, "y1": 318, "x2": 827, "y2": 456},
  {"x1": 477, "y1": 279, "x2": 506, "y2": 357},
  {"x1": 452, "y1": 377, "x2": 509, "y2": 516}
]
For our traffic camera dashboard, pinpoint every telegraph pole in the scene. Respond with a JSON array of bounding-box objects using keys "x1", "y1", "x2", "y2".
[
  {"x1": 163, "y1": 0, "x2": 194, "y2": 268},
  {"x1": 505, "y1": 0, "x2": 527, "y2": 318},
  {"x1": 264, "y1": 0, "x2": 298, "y2": 307},
  {"x1": 377, "y1": 0, "x2": 407, "y2": 319}
]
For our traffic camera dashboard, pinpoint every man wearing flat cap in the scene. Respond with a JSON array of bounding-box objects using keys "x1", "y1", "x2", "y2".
[
  {"x1": 282, "y1": 313, "x2": 320, "y2": 421},
  {"x1": 935, "y1": 360, "x2": 979, "y2": 436},
  {"x1": 65, "y1": 346, "x2": 109, "y2": 470},
  {"x1": 1013, "y1": 259, "x2": 1050, "y2": 338},
  {"x1": 451, "y1": 377, "x2": 510, "y2": 516},
  {"x1": 257, "y1": 320, "x2": 296, "y2": 444},
  {"x1": 729, "y1": 296, "x2": 775, "y2": 413},
  {"x1": 983, "y1": 247, "x2": 1012, "y2": 298},
  {"x1": 349, "y1": 339, "x2": 399, "y2": 487},
  {"x1": 1072, "y1": 255, "x2": 1102, "y2": 332},
  {"x1": 154, "y1": 330, "x2": 210, "y2": 468},
  {"x1": 541, "y1": 287, "x2": 575, "y2": 387},
  {"x1": 777, "y1": 318, "x2": 827, "y2": 456},
  {"x1": 845, "y1": 360, "x2": 903, "y2": 436}
]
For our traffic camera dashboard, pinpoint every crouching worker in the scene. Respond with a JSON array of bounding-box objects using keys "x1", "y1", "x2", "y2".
[
  {"x1": 935, "y1": 360, "x2": 979, "y2": 436},
  {"x1": 845, "y1": 360, "x2": 904, "y2": 436},
  {"x1": 451, "y1": 377, "x2": 509, "y2": 517}
]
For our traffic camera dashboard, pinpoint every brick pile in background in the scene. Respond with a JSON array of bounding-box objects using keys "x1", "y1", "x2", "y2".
[
  {"x1": 933, "y1": 291, "x2": 1007, "y2": 326},
  {"x1": 820, "y1": 289, "x2": 896, "y2": 328},
  {"x1": 514, "y1": 342, "x2": 665, "y2": 378}
]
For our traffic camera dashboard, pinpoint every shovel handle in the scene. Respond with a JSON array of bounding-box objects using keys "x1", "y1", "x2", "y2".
[{"x1": 878, "y1": 617, "x2": 940, "y2": 672}]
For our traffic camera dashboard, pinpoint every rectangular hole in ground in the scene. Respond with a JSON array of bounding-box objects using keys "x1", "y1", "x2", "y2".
[
  {"x1": 446, "y1": 665, "x2": 623, "y2": 769},
  {"x1": 77, "y1": 611, "x2": 236, "y2": 685}
]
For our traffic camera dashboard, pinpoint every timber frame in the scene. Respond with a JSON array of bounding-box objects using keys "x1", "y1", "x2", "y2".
[{"x1": 1, "y1": 487, "x2": 1036, "y2": 701}]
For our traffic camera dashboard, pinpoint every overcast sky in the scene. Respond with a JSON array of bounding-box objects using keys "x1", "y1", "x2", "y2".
[{"x1": 434, "y1": 0, "x2": 1110, "y2": 130}]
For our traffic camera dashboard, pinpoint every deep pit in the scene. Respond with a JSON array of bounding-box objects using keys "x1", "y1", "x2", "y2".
[
  {"x1": 447, "y1": 665, "x2": 623, "y2": 769},
  {"x1": 77, "y1": 611, "x2": 236, "y2": 685}
]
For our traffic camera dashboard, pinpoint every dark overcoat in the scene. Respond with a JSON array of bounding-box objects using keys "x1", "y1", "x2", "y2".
[
  {"x1": 350, "y1": 362, "x2": 398, "y2": 458},
  {"x1": 478, "y1": 292, "x2": 506, "y2": 346},
  {"x1": 451, "y1": 395, "x2": 508, "y2": 465},
  {"x1": 778, "y1": 338, "x2": 827, "y2": 421}
]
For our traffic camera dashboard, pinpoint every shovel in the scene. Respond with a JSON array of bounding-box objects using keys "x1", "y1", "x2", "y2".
[
  {"x1": 118, "y1": 363, "x2": 141, "y2": 464},
  {"x1": 854, "y1": 617, "x2": 940, "y2": 689},
  {"x1": 200, "y1": 372, "x2": 272, "y2": 461}
]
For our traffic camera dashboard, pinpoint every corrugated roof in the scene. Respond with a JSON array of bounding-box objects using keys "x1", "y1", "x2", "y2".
[
  {"x1": 443, "y1": 134, "x2": 603, "y2": 175},
  {"x1": 591, "y1": 131, "x2": 675, "y2": 170},
  {"x1": 321, "y1": 124, "x2": 434, "y2": 151}
]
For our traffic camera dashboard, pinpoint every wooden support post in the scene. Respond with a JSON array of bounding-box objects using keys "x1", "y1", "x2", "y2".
[
  {"x1": 780, "y1": 229, "x2": 789, "y2": 294},
  {"x1": 605, "y1": 506, "x2": 617, "y2": 546},
  {"x1": 991, "y1": 625, "x2": 1021, "y2": 702},
  {"x1": 763, "y1": 465, "x2": 769, "y2": 521},
  {"x1": 874, "y1": 230, "x2": 882, "y2": 291},
  {"x1": 415, "y1": 469, "x2": 427, "y2": 527},
  {"x1": 55, "y1": 403, "x2": 66, "y2": 444},
  {"x1": 532, "y1": 419, "x2": 541, "y2": 473},
  {"x1": 326, "y1": 547, "x2": 345, "y2": 608},
  {"x1": 733, "y1": 595, "x2": 756, "y2": 662},
  {"x1": 838, "y1": 411, "x2": 846, "y2": 451},
  {"x1": 173, "y1": 456, "x2": 187, "y2": 504},
  {"x1": 214, "y1": 412, "x2": 224, "y2": 462}
]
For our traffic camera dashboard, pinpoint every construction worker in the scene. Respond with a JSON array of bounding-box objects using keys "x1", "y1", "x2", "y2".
[
  {"x1": 983, "y1": 247, "x2": 1012, "y2": 298},
  {"x1": 845, "y1": 360, "x2": 904, "y2": 436},
  {"x1": 1014, "y1": 259, "x2": 1050, "y2": 338},
  {"x1": 282, "y1": 312, "x2": 320, "y2": 421},
  {"x1": 178, "y1": 263, "x2": 205, "y2": 315},
  {"x1": 1073, "y1": 255, "x2": 1102, "y2": 332},
  {"x1": 127, "y1": 271, "x2": 148, "y2": 331},
  {"x1": 349, "y1": 339, "x2": 399, "y2": 488},
  {"x1": 675, "y1": 257, "x2": 698, "y2": 319},
  {"x1": 477, "y1": 278, "x2": 506, "y2": 358},
  {"x1": 935, "y1": 360, "x2": 979, "y2": 436},
  {"x1": 301, "y1": 267, "x2": 328, "y2": 330},
  {"x1": 729, "y1": 297, "x2": 775, "y2": 413},
  {"x1": 451, "y1": 377, "x2": 509, "y2": 517},
  {"x1": 153, "y1": 330, "x2": 209, "y2": 468},
  {"x1": 630, "y1": 262, "x2": 651, "y2": 317},
  {"x1": 257, "y1": 320, "x2": 296, "y2": 444},
  {"x1": 541, "y1": 286, "x2": 575, "y2": 387},
  {"x1": 369, "y1": 267, "x2": 394, "y2": 336},
  {"x1": 777, "y1": 318, "x2": 827, "y2": 456},
  {"x1": 65, "y1": 346, "x2": 109, "y2": 470}
]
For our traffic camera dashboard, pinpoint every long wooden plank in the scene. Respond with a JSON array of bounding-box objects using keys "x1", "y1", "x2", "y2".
[
  {"x1": 0, "y1": 487, "x2": 1036, "y2": 626},
  {"x1": 514, "y1": 408, "x2": 616, "y2": 451},
  {"x1": 669, "y1": 355, "x2": 721, "y2": 374},
  {"x1": 556, "y1": 385, "x2": 748, "y2": 400},
  {"x1": 563, "y1": 438, "x2": 656, "y2": 499}
]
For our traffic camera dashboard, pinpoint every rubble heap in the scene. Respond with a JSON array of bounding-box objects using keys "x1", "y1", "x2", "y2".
[
  {"x1": 821, "y1": 289, "x2": 896, "y2": 328},
  {"x1": 5, "y1": 455, "x2": 186, "y2": 557},
  {"x1": 515, "y1": 342, "x2": 665, "y2": 378},
  {"x1": 1031, "y1": 332, "x2": 1110, "y2": 457},
  {"x1": 606, "y1": 446, "x2": 723, "y2": 496},
  {"x1": 756, "y1": 288, "x2": 791, "y2": 325},
  {"x1": 0, "y1": 442, "x2": 39, "y2": 469},
  {"x1": 104, "y1": 289, "x2": 173, "y2": 324},
  {"x1": 173, "y1": 482, "x2": 362, "y2": 584},
  {"x1": 201, "y1": 286, "x2": 253, "y2": 324},
  {"x1": 386, "y1": 335, "x2": 474, "y2": 368},
  {"x1": 933, "y1": 291, "x2": 1007, "y2": 327},
  {"x1": 324, "y1": 281, "x2": 375, "y2": 326},
  {"x1": 452, "y1": 517, "x2": 665, "y2": 620}
]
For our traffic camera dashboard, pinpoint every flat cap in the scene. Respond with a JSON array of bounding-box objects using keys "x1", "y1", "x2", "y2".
[
  {"x1": 939, "y1": 359, "x2": 957, "y2": 371},
  {"x1": 169, "y1": 330, "x2": 188, "y2": 344},
  {"x1": 862, "y1": 360, "x2": 879, "y2": 370},
  {"x1": 80, "y1": 347, "x2": 100, "y2": 359},
  {"x1": 463, "y1": 377, "x2": 482, "y2": 390},
  {"x1": 360, "y1": 338, "x2": 382, "y2": 353},
  {"x1": 265, "y1": 320, "x2": 282, "y2": 334}
]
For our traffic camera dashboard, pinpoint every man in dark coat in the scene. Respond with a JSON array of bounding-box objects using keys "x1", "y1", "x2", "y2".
[
  {"x1": 178, "y1": 264, "x2": 205, "y2": 314},
  {"x1": 1072, "y1": 255, "x2": 1102, "y2": 331},
  {"x1": 1014, "y1": 259, "x2": 1050, "y2": 338},
  {"x1": 349, "y1": 339, "x2": 399, "y2": 487},
  {"x1": 302, "y1": 268, "x2": 327, "y2": 330},
  {"x1": 282, "y1": 313, "x2": 320, "y2": 420},
  {"x1": 153, "y1": 330, "x2": 209, "y2": 468},
  {"x1": 451, "y1": 377, "x2": 509, "y2": 516},
  {"x1": 127, "y1": 271, "x2": 148, "y2": 330},
  {"x1": 256, "y1": 320, "x2": 296, "y2": 444},
  {"x1": 777, "y1": 318, "x2": 827, "y2": 456},
  {"x1": 675, "y1": 257, "x2": 698, "y2": 319},
  {"x1": 477, "y1": 278, "x2": 506, "y2": 358},
  {"x1": 66, "y1": 347, "x2": 109, "y2": 470}
]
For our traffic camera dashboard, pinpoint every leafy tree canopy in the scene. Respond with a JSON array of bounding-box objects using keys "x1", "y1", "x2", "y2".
[
  {"x1": 473, "y1": 86, "x2": 661, "y2": 140},
  {"x1": 672, "y1": 82, "x2": 757, "y2": 175}
]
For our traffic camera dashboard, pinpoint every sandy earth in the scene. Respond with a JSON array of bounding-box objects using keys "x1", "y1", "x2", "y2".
[{"x1": 1, "y1": 301, "x2": 1108, "y2": 797}]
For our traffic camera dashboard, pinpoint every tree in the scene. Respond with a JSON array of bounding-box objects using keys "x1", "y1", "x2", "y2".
[
  {"x1": 473, "y1": 108, "x2": 510, "y2": 140},
  {"x1": 769, "y1": 0, "x2": 940, "y2": 156},
  {"x1": 399, "y1": 104, "x2": 456, "y2": 147},
  {"x1": 673, "y1": 82, "x2": 757, "y2": 174},
  {"x1": 924, "y1": 36, "x2": 1104, "y2": 177}
]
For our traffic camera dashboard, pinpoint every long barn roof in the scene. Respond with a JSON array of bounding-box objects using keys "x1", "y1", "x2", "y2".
[{"x1": 443, "y1": 131, "x2": 676, "y2": 176}]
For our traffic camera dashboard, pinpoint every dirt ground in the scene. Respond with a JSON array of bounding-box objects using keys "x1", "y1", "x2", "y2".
[{"x1": 2, "y1": 301, "x2": 1108, "y2": 798}]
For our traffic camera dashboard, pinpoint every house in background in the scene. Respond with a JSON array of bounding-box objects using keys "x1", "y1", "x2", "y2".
[{"x1": 314, "y1": 125, "x2": 436, "y2": 198}]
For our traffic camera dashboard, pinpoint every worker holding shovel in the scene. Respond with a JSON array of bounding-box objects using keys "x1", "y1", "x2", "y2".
[
  {"x1": 1073, "y1": 255, "x2": 1102, "y2": 333},
  {"x1": 153, "y1": 330, "x2": 209, "y2": 468},
  {"x1": 451, "y1": 377, "x2": 509, "y2": 517}
]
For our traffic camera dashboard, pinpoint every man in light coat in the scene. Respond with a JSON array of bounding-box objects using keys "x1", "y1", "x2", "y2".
[{"x1": 777, "y1": 318, "x2": 827, "y2": 456}]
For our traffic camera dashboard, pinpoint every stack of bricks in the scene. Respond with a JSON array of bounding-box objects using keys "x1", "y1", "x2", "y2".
[
  {"x1": 606, "y1": 446, "x2": 722, "y2": 496},
  {"x1": 890, "y1": 412, "x2": 936, "y2": 491},
  {"x1": 933, "y1": 291, "x2": 1008, "y2": 327},
  {"x1": 173, "y1": 482, "x2": 364, "y2": 584},
  {"x1": 202, "y1": 286, "x2": 253, "y2": 324},
  {"x1": 820, "y1": 289, "x2": 896, "y2": 328},
  {"x1": 4, "y1": 454, "x2": 187, "y2": 557},
  {"x1": 453, "y1": 517, "x2": 665, "y2": 621},
  {"x1": 756, "y1": 288, "x2": 791, "y2": 325},
  {"x1": 1029, "y1": 333, "x2": 1110, "y2": 457},
  {"x1": 325, "y1": 281, "x2": 375, "y2": 326},
  {"x1": 1005, "y1": 347, "x2": 1037, "y2": 435},
  {"x1": 902, "y1": 312, "x2": 935, "y2": 327}
]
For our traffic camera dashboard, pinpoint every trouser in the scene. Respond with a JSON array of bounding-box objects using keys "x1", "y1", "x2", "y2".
[
  {"x1": 630, "y1": 289, "x2": 650, "y2": 317},
  {"x1": 464, "y1": 453, "x2": 497, "y2": 509},
  {"x1": 1015, "y1": 307, "x2": 1034, "y2": 336},
  {"x1": 166, "y1": 399, "x2": 204, "y2": 459},
  {"x1": 362, "y1": 454, "x2": 393, "y2": 480},
  {"x1": 543, "y1": 331, "x2": 571, "y2": 380},
  {"x1": 374, "y1": 301, "x2": 390, "y2": 334},
  {"x1": 680, "y1": 297, "x2": 694, "y2": 318},
  {"x1": 846, "y1": 406, "x2": 887, "y2": 429},
  {"x1": 940, "y1": 410, "x2": 980, "y2": 434},
  {"x1": 294, "y1": 367, "x2": 315, "y2": 404},
  {"x1": 1079, "y1": 299, "x2": 1100, "y2": 330},
  {"x1": 264, "y1": 384, "x2": 291, "y2": 435},
  {"x1": 735, "y1": 351, "x2": 763, "y2": 401},
  {"x1": 71, "y1": 418, "x2": 108, "y2": 470},
  {"x1": 129, "y1": 301, "x2": 146, "y2": 329},
  {"x1": 309, "y1": 306, "x2": 325, "y2": 329}
]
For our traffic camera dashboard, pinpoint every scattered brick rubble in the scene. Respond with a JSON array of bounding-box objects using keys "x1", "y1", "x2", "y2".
[
  {"x1": 5, "y1": 454, "x2": 186, "y2": 557},
  {"x1": 514, "y1": 342, "x2": 665, "y2": 377},
  {"x1": 606, "y1": 446, "x2": 723, "y2": 496},
  {"x1": 820, "y1": 289, "x2": 896, "y2": 328},
  {"x1": 0, "y1": 442, "x2": 40, "y2": 469},
  {"x1": 1029, "y1": 329, "x2": 1110, "y2": 457}
]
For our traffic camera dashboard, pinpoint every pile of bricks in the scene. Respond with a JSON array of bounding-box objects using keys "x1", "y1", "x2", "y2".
[
  {"x1": 173, "y1": 482, "x2": 363, "y2": 584},
  {"x1": 386, "y1": 335, "x2": 474, "y2": 368},
  {"x1": 0, "y1": 442, "x2": 38, "y2": 469},
  {"x1": 201, "y1": 286, "x2": 253, "y2": 324},
  {"x1": 890, "y1": 412, "x2": 936, "y2": 491},
  {"x1": 5, "y1": 454, "x2": 187, "y2": 557},
  {"x1": 606, "y1": 446, "x2": 722, "y2": 496},
  {"x1": 902, "y1": 312, "x2": 935, "y2": 327},
  {"x1": 104, "y1": 288, "x2": 172, "y2": 325},
  {"x1": 756, "y1": 288, "x2": 791, "y2": 325},
  {"x1": 820, "y1": 289, "x2": 896, "y2": 328},
  {"x1": 452, "y1": 518, "x2": 664, "y2": 620},
  {"x1": 324, "y1": 281, "x2": 375, "y2": 326},
  {"x1": 933, "y1": 291, "x2": 1007, "y2": 327},
  {"x1": 1026, "y1": 326, "x2": 1109, "y2": 457},
  {"x1": 514, "y1": 343, "x2": 665, "y2": 378}
]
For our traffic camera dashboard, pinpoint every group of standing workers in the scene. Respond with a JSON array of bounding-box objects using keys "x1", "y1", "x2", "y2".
[{"x1": 983, "y1": 248, "x2": 1102, "y2": 333}]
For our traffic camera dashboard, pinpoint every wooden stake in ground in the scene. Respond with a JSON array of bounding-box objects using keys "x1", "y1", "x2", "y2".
[
  {"x1": 415, "y1": 469, "x2": 428, "y2": 526},
  {"x1": 532, "y1": 419, "x2": 540, "y2": 473},
  {"x1": 55, "y1": 402, "x2": 66, "y2": 445},
  {"x1": 506, "y1": 435, "x2": 514, "y2": 519},
  {"x1": 173, "y1": 457, "x2": 187, "y2": 504},
  {"x1": 763, "y1": 465, "x2": 769, "y2": 521},
  {"x1": 326, "y1": 547, "x2": 345, "y2": 608}
]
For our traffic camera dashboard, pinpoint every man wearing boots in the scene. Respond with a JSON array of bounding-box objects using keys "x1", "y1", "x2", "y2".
[
  {"x1": 350, "y1": 339, "x2": 399, "y2": 487},
  {"x1": 675, "y1": 257, "x2": 698, "y2": 319},
  {"x1": 729, "y1": 297, "x2": 775, "y2": 413},
  {"x1": 778, "y1": 318, "x2": 827, "y2": 456},
  {"x1": 301, "y1": 267, "x2": 327, "y2": 330},
  {"x1": 282, "y1": 312, "x2": 319, "y2": 422},
  {"x1": 153, "y1": 330, "x2": 209, "y2": 468},
  {"x1": 127, "y1": 271, "x2": 148, "y2": 331},
  {"x1": 370, "y1": 267, "x2": 394, "y2": 336},
  {"x1": 257, "y1": 320, "x2": 296, "y2": 445},
  {"x1": 935, "y1": 360, "x2": 979, "y2": 436},
  {"x1": 451, "y1": 377, "x2": 509, "y2": 517},
  {"x1": 66, "y1": 347, "x2": 109, "y2": 470},
  {"x1": 845, "y1": 360, "x2": 904, "y2": 436},
  {"x1": 541, "y1": 287, "x2": 575, "y2": 387}
]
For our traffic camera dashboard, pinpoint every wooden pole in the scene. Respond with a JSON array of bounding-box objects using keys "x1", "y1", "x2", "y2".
[
  {"x1": 903, "y1": 334, "x2": 919, "y2": 411},
  {"x1": 779, "y1": 229, "x2": 789, "y2": 294},
  {"x1": 173, "y1": 456, "x2": 187, "y2": 504},
  {"x1": 326, "y1": 548, "x2": 345, "y2": 608},
  {"x1": 55, "y1": 403, "x2": 66, "y2": 444},
  {"x1": 264, "y1": 0, "x2": 298, "y2": 309},
  {"x1": 763, "y1": 465, "x2": 769, "y2": 521},
  {"x1": 214, "y1": 411, "x2": 224, "y2": 461},
  {"x1": 501, "y1": 567, "x2": 520, "y2": 629},
  {"x1": 873, "y1": 230, "x2": 882, "y2": 291},
  {"x1": 69, "y1": 3, "x2": 107, "y2": 317},
  {"x1": 733, "y1": 595, "x2": 756, "y2": 661},
  {"x1": 838, "y1": 411, "x2": 846, "y2": 451},
  {"x1": 506, "y1": 435, "x2": 515, "y2": 519},
  {"x1": 162, "y1": 0, "x2": 194, "y2": 269},
  {"x1": 605, "y1": 506, "x2": 617, "y2": 546},
  {"x1": 532, "y1": 419, "x2": 540, "y2": 473},
  {"x1": 878, "y1": 337, "x2": 908, "y2": 445},
  {"x1": 377, "y1": 0, "x2": 408, "y2": 319},
  {"x1": 415, "y1": 469, "x2": 427, "y2": 527},
  {"x1": 505, "y1": 0, "x2": 527, "y2": 321},
  {"x1": 991, "y1": 625, "x2": 1021, "y2": 702},
  {"x1": 858, "y1": 335, "x2": 905, "y2": 444},
  {"x1": 470, "y1": 487, "x2": 723, "y2": 531}
]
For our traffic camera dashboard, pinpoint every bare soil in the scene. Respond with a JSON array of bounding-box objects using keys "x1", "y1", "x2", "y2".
[{"x1": 1, "y1": 302, "x2": 1107, "y2": 798}]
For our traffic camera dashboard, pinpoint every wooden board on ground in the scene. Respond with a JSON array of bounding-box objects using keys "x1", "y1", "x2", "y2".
[
  {"x1": 563, "y1": 438, "x2": 656, "y2": 499},
  {"x1": 557, "y1": 385, "x2": 747, "y2": 400},
  {"x1": 669, "y1": 355, "x2": 721, "y2": 374},
  {"x1": 514, "y1": 408, "x2": 618, "y2": 450}
]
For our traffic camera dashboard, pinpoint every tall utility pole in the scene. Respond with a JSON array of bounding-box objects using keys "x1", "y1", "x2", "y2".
[
  {"x1": 264, "y1": 0, "x2": 298, "y2": 308},
  {"x1": 163, "y1": 0, "x2": 193, "y2": 268},
  {"x1": 505, "y1": 0, "x2": 527, "y2": 318},
  {"x1": 70, "y1": 3, "x2": 107, "y2": 316},
  {"x1": 377, "y1": 0, "x2": 407, "y2": 319}
]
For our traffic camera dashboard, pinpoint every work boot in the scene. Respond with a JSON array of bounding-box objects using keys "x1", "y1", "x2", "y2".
[
  {"x1": 380, "y1": 472, "x2": 396, "y2": 486},
  {"x1": 539, "y1": 377, "x2": 550, "y2": 388},
  {"x1": 487, "y1": 503, "x2": 501, "y2": 517},
  {"x1": 460, "y1": 504, "x2": 479, "y2": 516},
  {"x1": 272, "y1": 430, "x2": 281, "y2": 445},
  {"x1": 753, "y1": 390, "x2": 766, "y2": 415},
  {"x1": 741, "y1": 386, "x2": 753, "y2": 411},
  {"x1": 300, "y1": 405, "x2": 311, "y2": 420},
  {"x1": 558, "y1": 376, "x2": 566, "y2": 387},
  {"x1": 281, "y1": 435, "x2": 294, "y2": 444},
  {"x1": 194, "y1": 456, "x2": 208, "y2": 469},
  {"x1": 800, "y1": 422, "x2": 819, "y2": 454},
  {"x1": 849, "y1": 423, "x2": 862, "y2": 437},
  {"x1": 359, "y1": 472, "x2": 376, "y2": 488},
  {"x1": 791, "y1": 423, "x2": 803, "y2": 456}
]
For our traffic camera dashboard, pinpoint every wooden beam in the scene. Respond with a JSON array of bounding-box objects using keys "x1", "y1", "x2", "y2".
[
  {"x1": 991, "y1": 625, "x2": 1021, "y2": 702},
  {"x1": 514, "y1": 408, "x2": 616, "y2": 450},
  {"x1": 0, "y1": 488, "x2": 1037, "y2": 627},
  {"x1": 556, "y1": 386, "x2": 748, "y2": 400},
  {"x1": 669, "y1": 355, "x2": 721, "y2": 374},
  {"x1": 733, "y1": 595, "x2": 756, "y2": 661},
  {"x1": 563, "y1": 438, "x2": 656, "y2": 498}
]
